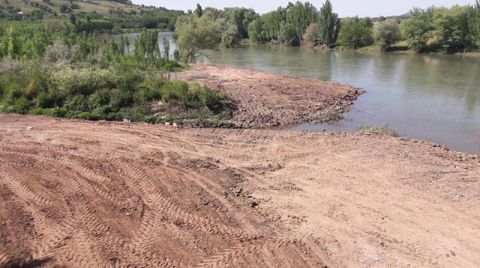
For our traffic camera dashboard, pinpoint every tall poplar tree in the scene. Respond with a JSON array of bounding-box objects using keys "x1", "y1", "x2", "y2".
[{"x1": 318, "y1": 0, "x2": 340, "y2": 47}]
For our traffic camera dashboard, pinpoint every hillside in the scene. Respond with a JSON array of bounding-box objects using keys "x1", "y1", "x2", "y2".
[
  {"x1": 0, "y1": 0, "x2": 183, "y2": 29},
  {"x1": 1, "y1": 0, "x2": 135, "y2": 16}
]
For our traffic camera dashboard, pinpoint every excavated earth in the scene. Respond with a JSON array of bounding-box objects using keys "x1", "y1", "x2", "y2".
[
  {"x1": 0, "y1": 114, "x2": 479, "y2": 268},
  {"x1": 1, "y1": 66, "x2": 479, "y2": 268},
  {"x1": 173, "y1": 64, "x2": 362, "y2": 128}
]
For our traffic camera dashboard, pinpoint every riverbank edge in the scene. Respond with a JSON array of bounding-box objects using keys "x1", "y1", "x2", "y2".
[{"x1": 173, "y1": 64, "x2": 364, "y2": 129}]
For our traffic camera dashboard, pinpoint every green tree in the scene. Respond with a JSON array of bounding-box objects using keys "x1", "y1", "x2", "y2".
[
  {"x1": 248, "y1": 17, "x2": 265, "y2": 43},
  {"x1": 134, "y1": 30, "x2": 162, "y2": 67},
  {"x1": 279, "y1": 21, "x2": 299, "y2": 46},
  {"x1": 175, "y1": 15, "x2": 221, "y2": 62},
  {"x1": 224, "y1": 8, "x2": 257, "y2": 39},
  {"x1": 433, "y1": 6, "x2": 470, "y2": 53},
  {"x1": 163, "y1": 37, "x2": 170, "y2": 60},
  {"x1": 286, "y1": 1, "x2": 318, "y2": 45},
  {"x1": 216, "y1": 18, "x2": 239, "y2": 48},
  {"x1": 194, "y1": 3, "x2": 203, "y2": 18},
  {"x1": 318, "y1": 0, "x2": 340, "y2": 47},
  {"x1": 402, "y1": 8, "x2": 434, "y2": 52},
  {"x1": 262, "y1": 10, "x2": 284, "y2": 41},
  {"x1": 468, "y1": 0, "x2": 480, "y2": 48},
  {"x1": 374, "y1": 19, "x2": 402, "y2": 51},
  {"x1": 338, "y1": 17, "x2": 374, "y2": 49}
]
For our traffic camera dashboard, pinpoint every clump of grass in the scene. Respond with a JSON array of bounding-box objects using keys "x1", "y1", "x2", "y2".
[{"x1": 357, "y1": 123, "x2": 400, "y2": 137}]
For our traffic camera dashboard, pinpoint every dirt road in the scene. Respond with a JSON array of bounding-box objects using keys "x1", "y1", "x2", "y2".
[
  {"x1": 174, "y1": 65, "x2": 362, "y2": 127},
  {"x1": 1, "y1": 114, "x2": 479, "y2": 267}
]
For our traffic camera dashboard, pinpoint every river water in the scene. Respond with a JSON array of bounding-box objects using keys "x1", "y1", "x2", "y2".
[
  {"x1": 199, "y1": 46, "x2": 480, "y2": 154},
  {"x1": 122, "y1": 32, "x2": 480, "y2": 154}
]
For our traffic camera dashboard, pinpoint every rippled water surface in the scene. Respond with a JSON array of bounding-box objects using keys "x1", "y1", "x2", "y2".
[{"x1": 199, "y1": 46, "x2": 480, "y2": 154}]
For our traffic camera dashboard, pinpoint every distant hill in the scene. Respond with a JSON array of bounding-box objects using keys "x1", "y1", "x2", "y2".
[
  {"x1": 0, "y1": 0, "x2": 181, "y2": 20},
  {"x1": 0, "y1": 0, "x2": 138, "y2": 17},
  {"x1": 0, "y1": 0, "x2": 184, "y2": 30}
]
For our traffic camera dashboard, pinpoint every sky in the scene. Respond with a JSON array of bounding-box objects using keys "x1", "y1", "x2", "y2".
[{"x1": 132, "y1": 0, "x2": 476, "y2": 17}]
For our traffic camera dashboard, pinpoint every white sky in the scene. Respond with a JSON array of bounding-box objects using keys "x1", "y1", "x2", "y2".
[{"x1": 132, "y1": 0, "x2": 476, "y2": 17}]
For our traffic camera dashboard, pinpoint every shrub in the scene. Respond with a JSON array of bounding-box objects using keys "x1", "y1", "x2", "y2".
[
  {"x1": 109, "y1": 88, "x2": 134, "y2": 111},
  {"x1": 374, "y1": 20, "x2": 402, "y2": 51},
  {"x1": 43, "y1": 41, "x2": 76, "y2": 64},
  {"x1": 49, "y1": 67, "x2": 117, "y2": 96},
  {"x1": 64, "y1": 95, "x2": 89, "y2": 112},
  {"x1": 89, "y1": 88, "x2": 111, "y2": 109},
  {"x1": 338, "y1": 17, "x2": 374, "y2": 49}
]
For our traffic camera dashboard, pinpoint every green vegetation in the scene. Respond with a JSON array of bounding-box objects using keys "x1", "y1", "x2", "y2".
[
  {"x1": 175, "y1": 15, "x2": 222, "y2": 62},
  {"x1": 358, "y1": 124, "x2": 400, "y2": 137},
  {"x1": 317, "y1": 0, "x2": 340, "y2": 47},
  {"x1": 337, "y1": 17, "x2": 373, "y2": 49},
  {"x1": 374, "y1": 20, "x2": 402, "y2": 51},
  {"x1": 0, "y1": 0, "x2": 184, "y2": 32},
  {"x1": 175, "y1": 1, "x2": 480, "y2": 56},
  {"x1": 0, "y1": 22, "x2": 233, "y2": 124},
  {"x1": 401, "y1": 4, "x2": 480, "y2": 53}
]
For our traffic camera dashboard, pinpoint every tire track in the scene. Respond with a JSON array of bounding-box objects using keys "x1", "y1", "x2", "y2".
[
  {"x1": 117, "y1": 161, "x2": 259, "y2": 241},
  {"x1": 0, "y1": 173, "x2": 52, "y2": 207},
  {"x1": 0, "y1": 251, "x2": 8, "y2": 267}
]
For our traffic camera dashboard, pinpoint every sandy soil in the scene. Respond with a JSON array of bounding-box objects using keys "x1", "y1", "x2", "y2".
[
  {"x1": 173, "y1": 64, "x2": 362, "y2": 127},
  {"x1": 0, "y1": 113, "x2": 479, "y2": 267}
]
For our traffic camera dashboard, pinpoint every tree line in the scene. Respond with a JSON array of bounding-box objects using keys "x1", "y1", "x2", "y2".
[{"x1": 175, "y1": 0, "x2": 480, "y2": 61}]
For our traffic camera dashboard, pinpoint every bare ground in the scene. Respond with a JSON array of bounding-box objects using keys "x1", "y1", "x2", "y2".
[
  {"x1": 173, "y1": 64, "x2": 362, "y2": 128},
  {"x1": 0, "y1": 114, "x2": 479, "y2": 267}
]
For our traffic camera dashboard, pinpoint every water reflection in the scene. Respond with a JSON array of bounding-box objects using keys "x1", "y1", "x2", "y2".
[{"x1": 200, "y1": 46, "x2": 480, "y2": 154}]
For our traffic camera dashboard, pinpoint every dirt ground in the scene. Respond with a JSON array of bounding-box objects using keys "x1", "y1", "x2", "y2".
[
  {"x1": 0, "y1": 113, "x2": 479, "y2": 267},
  {"x1": 173, "y1": 64, "x2": 362, "y2": 127}
]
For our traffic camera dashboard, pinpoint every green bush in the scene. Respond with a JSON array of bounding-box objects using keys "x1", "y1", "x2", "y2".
[
  {"x1": 89, "y1": 88, "x2": 111, "y2": 109},
  {"x1": 0, "y1": 23, "x2": 232, "y2": 124}
]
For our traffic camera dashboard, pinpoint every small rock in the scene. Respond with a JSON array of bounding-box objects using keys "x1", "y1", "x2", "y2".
[
  {"x1": 250, "y1": 201, "x2": 259, "y2": 208},
  {"x1": 172, "y1": 123, "x2": 178, "y2": 127},
  {"x1": 233, "y1": 188, "x2": 243, "y2": 196},
  {"x1": 26, "y1": 126, "x2": 35, "y2": 131},
  {"x1": 165, "y1": 122, "x2": 171, "y2": 126},
  {"x1": 123, "y1": 119, "x2": 131, "y2": 123}
]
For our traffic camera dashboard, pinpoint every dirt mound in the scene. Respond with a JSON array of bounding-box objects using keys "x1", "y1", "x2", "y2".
[
  {"x1": 174, "y1": 64, "x2": 362, "y2": 128},
  {"x1": 1, "y1": 114, "x2": 479, "y2": 267}
]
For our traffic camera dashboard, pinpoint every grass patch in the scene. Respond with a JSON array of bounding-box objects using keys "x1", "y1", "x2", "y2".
[{"x1": 357, "y1": 123, "x2": 400, "y2": 137}]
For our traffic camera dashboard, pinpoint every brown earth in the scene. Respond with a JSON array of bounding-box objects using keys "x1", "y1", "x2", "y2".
[
  {"x1": 0, "y1": 113, "x2": 479, "y2": 267},
  {"x1": 173, "y1": 64, "x2": 362, "y2": 128}
]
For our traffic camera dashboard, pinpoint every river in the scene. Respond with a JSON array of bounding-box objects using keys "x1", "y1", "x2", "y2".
[
  {"x1": 200, "y1": 46, "x2": 480, "y2": 154},
  {"x1": 126, "y1": 32, "x2": 480, "y2": 154}
]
